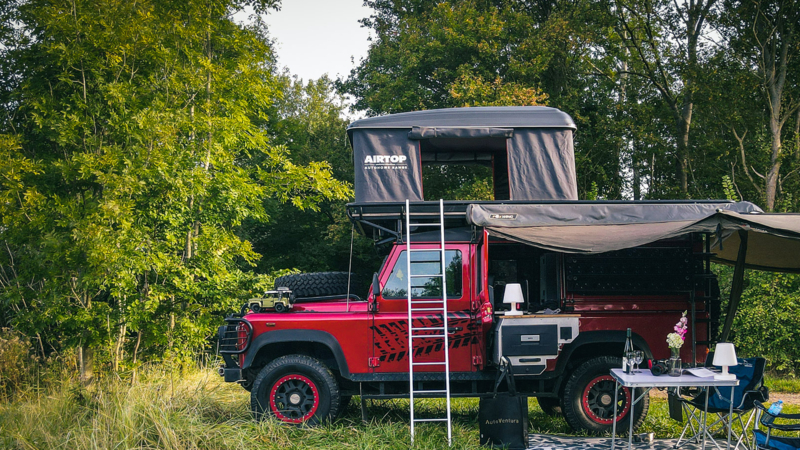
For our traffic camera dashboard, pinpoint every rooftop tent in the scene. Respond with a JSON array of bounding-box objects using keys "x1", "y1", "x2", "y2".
[
  {"x1": 347, "y1": 107, "x2": 578, "y2": 203},
  {"x1": 466, "y1": 201, "x2": 800, "y2": 272}
]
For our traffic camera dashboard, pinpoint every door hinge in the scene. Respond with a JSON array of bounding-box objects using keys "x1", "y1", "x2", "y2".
[
  {"x1": 368, "y1": 357, "x2": 381, "y2": 368},
  {"x1": 472, "y1": 355, "x2": 483, "y2": 367}
]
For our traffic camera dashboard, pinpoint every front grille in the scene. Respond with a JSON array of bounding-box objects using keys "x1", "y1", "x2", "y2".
[{"x1": 218, "y1": 318, "x2": 252, "y2": 354}]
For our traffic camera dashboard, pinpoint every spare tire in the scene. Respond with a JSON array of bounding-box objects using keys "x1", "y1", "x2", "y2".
[{"x1": 274, "y1": 272, "x2": 362, "y2": 299}]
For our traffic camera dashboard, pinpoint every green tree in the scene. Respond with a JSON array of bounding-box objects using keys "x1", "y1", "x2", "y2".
[
  {"x1": 718, "y1": 0, "x2": 800, "y2": 211},
  {"x1": 244, "y1": 74, "x2": 381, "y2": 281},
  {"x1": 0, "y1": 0, "x2": 349, "y2": 377}
]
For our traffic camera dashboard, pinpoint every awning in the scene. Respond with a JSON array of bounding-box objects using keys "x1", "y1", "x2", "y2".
[{"x1": 466, "y1": 202, "x2": 800, "y2": 273}]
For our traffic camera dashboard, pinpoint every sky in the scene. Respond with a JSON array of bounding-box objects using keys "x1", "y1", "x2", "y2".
[{"x1": 261, "y1": 0, "x2": 374, "y2": 83}]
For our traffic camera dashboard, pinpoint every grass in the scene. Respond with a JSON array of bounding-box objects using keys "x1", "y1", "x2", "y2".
[
  {"x1": 0, "y1": 369, "x2": 797, "y2": 450},
  {"x1": 765, "y1": 374, "x2": 800, "y2": 395}
]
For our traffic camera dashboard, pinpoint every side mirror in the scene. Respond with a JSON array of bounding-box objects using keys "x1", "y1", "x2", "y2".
[{"x1": 372, "y1": 273, "x2": 380, "y2": 297}]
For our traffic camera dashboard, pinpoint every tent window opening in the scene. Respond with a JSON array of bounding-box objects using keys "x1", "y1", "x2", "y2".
[{"x1": 419, "y1": 136, "x2": 509, "y2": 201}]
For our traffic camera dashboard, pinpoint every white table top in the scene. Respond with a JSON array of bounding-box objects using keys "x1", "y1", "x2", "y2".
[{"x1": 610, "y1": 368, "x2": 740, "y2": 388}]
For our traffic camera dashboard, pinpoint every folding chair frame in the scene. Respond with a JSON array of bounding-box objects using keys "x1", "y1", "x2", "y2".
[{"x1": 673, "y1": 358, "x2": 768, "y2": 450}]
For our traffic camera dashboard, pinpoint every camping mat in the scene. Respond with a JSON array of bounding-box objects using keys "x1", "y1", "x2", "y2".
[{"x1": 527, "y1": 434, "x2": 705, "y2": 450}]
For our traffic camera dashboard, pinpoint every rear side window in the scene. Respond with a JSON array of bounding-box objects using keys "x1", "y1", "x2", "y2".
[{"x1": 382, "y1": 250, "x2": 462, "y2": 299}]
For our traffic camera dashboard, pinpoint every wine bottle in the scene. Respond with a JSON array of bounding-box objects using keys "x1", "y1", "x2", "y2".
[{"x1": 623, "y1": 328, "x2": 633, "y2": 374}]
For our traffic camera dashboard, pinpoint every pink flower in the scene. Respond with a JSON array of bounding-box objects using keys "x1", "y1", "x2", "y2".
[{"x1": 680, "y1": 317, "x2": 688, "y2": 324}]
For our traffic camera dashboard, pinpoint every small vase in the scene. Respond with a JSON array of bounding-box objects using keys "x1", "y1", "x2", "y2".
[{"x1": 668, "y1": 348, "x2": 682, "y2": 376}]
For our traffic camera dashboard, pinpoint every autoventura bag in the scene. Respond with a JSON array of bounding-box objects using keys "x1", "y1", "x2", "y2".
[{"x1": 479, "y1": 357, "x2": 529, "y2": 449}]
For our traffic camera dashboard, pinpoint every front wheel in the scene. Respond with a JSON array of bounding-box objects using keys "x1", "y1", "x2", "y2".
[
  {"x1": 562, "y1": 356, "x2": 649, "y2": 434},
  {"x1": 251, "y1": 355, "x2": 341, "y2": 425}
]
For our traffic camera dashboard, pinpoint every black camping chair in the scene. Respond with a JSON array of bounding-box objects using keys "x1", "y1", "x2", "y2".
[
  {"x1": 752, "y1": 400, "x2": 800, "y2": 450},
  {"x1": 674, "y1": 357, "x2": 769, "y2": 450}
]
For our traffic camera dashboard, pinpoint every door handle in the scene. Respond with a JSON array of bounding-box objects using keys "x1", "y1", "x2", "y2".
[{"x1": 447, "y1": 327, "x2": 463, "y2": 334}]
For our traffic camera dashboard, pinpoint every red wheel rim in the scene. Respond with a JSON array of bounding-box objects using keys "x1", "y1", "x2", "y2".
[
  {"x1": 581, "y1": 374, "x2": 631, "y2": 425},
  {"x1": 269, "y1": 374, "x2": 320, "y2": 423}
]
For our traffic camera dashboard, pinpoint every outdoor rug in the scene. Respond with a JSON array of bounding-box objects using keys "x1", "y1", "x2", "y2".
[{"x1": 527, "y1": 433, "x2": 703, "y2": 450}]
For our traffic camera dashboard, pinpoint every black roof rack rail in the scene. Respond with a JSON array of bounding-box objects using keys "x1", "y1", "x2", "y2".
[{"x1": 346, "y1": 199, "x2": 736, "y2": 243}]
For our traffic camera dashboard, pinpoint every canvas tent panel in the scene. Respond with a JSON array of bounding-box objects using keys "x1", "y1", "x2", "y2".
[
  {"x1": 508, "y1": 129, "x2": 577, "y2": 200},
  {"x1": 352, "y1": 129, "x2": 423, "y2": 203},
  {"x1": 349, "y1": 107, "x2": 580, "y2": 203}
]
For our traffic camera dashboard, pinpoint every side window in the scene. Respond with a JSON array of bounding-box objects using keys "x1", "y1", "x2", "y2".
[{"x1": 382, "y1": 250, "x2": 462, "y2": 299}]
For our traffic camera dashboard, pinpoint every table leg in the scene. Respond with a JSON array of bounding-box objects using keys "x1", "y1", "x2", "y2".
[
  {"x1": 629, "y1": 387, "x2": 635, "y2": 450},
  {"x1": 703, "y1": 388, "x2": 709, "y2": 450},
  {"x1": 612, "y1": 379, "x2": 618, "y2": 450},
  {"x1": 727, "y1": 388, "x2": 734, "y2": 450}
]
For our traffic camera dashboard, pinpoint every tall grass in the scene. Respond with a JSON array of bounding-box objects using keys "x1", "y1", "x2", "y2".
[{"x1": 1, "y1": 367, "x2": 797, "y2": 450}]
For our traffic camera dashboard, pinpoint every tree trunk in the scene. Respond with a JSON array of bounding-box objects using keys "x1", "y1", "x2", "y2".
[
  {"x1": 676, "y1": 115, "x2": 691, "y2": 196},
  {"x1": 794, "y1": 108, "x2": 799, "y2": 162},
  {"x1": 765, "y1": 115, "x2": 782, "y2": 211},
  {"x1": 79, "y1": 345, "x2": 93, "y2": 385}
]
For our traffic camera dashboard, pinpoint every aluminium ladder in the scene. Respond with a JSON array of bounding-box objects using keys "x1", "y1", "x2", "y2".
[{"x1": 405, "y1": 199, "x2": 453, "y2": 446}]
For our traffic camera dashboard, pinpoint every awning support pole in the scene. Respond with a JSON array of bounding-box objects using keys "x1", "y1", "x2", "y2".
[{"x1": 719, "y1": 230, "x2": 748, "y2": 343}]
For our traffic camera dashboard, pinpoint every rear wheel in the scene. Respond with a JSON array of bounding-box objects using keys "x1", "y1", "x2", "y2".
[
  {"x1": 251, "y1": 355, "x2": 341, "y2": 425},
  {"x1": 563, "y1": 356, "x2": 649, "y2": 434}
]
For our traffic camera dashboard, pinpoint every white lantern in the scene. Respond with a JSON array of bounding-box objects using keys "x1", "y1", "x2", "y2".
[
  {"x1": 712, "y1": 342, "x2": 738, "y2": 380},
  {"x1": 503, "y1": 283, "x2": 524, "y2": 316}
]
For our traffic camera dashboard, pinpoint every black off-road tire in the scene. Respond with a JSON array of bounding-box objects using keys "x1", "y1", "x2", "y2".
[
  {"x1": 251, "y1": 355, "x2": 341, "y2": 425},
  {"x1": 274, "y1": 272, "x2": 362, "y2": 299},
  {"x1": 563, "y1": 356, "x2": 649, "y2": 434},
  {"x1": 537, "y1": 397, "x2": 563, "y2": 416}
]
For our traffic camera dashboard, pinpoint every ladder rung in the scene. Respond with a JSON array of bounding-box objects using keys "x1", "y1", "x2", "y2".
[
  {"x1": 410, "y1": 307, "x2": 445, "y2": 312},
  {"x1": 411, "y1": 334, "x2": 445, "y2": 338},
  {"x1": 413, "y1": 418, "x2": 449, "y2": 422},
  {"x1": 413, "y1": 390, "x2": 448, "y2": 394},
  {"x1": 409, "y1": 248, "x2": 442, "y2": 252},
  {"x1": 410, "y1": 274, "x2": 443, "y2": 278},
  {"x1": 408, "y1": 223, "x2": 442, "y2": 227},
  {"x1": 411, "y1": 326, "x2": 445, "y2": 330},
  {"x1": 410, "y1": 300, "x2": 445, "y2": 304},
  {"x1": 412, "y1": 361, "x2": 446, "y2": 366}
]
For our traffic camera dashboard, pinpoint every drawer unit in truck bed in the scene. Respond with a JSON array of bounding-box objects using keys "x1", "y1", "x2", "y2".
[{"x1": 493, "y1": 315, "x2": 580, "y2": 375}]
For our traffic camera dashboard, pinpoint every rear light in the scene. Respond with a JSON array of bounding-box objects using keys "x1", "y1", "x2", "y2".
[{"x1": 236, "y1": 322, "x2": 248, "y2": 351}]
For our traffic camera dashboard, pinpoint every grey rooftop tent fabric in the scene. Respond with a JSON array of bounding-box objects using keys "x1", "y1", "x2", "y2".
[
  {"x1": 347, "y1": 106, "x2": 576, "y2": 131},
  {"x1": 466, "y1": 201, "x2": 800, "y2": 273},
  {"x1": 347, "y1": 107, "x2": 578, "y2": 203}
]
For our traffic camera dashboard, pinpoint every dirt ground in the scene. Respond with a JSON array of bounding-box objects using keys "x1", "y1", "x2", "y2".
[{"x1": 649, "y1": 387, "x2": 800, "y2": 404}]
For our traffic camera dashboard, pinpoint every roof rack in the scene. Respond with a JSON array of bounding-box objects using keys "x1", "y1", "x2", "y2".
[{"x1": 346, "y1": 199, "x2": 736, "y2": 244}]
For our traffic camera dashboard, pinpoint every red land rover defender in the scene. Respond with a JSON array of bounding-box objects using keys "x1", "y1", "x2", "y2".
[{"x1": 217, "y1": 107, "x2": 755, "y2": 433}]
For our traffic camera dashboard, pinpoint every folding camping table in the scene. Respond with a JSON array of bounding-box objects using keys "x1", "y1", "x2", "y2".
[{"x1": 610, "y1": 368, "x2": 739, "y2": 450}]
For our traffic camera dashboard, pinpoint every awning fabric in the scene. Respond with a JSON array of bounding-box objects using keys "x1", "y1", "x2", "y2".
[{"x1": 466, "y1": 202, "x2": 800, "y2": 273}]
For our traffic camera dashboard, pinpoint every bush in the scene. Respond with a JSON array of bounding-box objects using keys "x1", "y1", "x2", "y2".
[
  {"x1": 0, "y1": 328, "x2": 35, "y2": 399},
  {"x1": 717, "y1": 266, "x2": 800, "y2": 375}
]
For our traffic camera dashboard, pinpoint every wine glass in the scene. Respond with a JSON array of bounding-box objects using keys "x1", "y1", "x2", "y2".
[
  {"x1": 632, "y1": 350, "x2": 644, "y2": 373},
  {"x1": 624, "y1": 350, "x2": 637, "y2": 373}
]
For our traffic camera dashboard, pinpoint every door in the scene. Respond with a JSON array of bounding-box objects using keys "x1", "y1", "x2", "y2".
[{"x1": 371, "y1": 243, "x2": 477, "y2": 373}]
